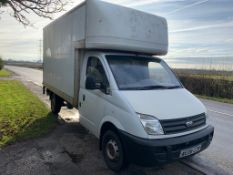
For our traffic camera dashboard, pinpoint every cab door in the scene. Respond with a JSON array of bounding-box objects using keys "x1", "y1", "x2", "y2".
[{"x1": 79, "y1": 55, "x2": 110, "y2": 136}]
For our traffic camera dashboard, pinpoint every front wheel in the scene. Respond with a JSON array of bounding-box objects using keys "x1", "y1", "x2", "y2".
[
  {"x1": 102, "y1": 130, "x2": 127, "y2": 172},
  {"x1": 50, "y1": 93, "x2": 63, "y2": 115}
]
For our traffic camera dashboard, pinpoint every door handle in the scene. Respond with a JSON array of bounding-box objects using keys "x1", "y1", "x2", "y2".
[{"x1": 83, "y1": 94, "x2": 86, "y2": 101}]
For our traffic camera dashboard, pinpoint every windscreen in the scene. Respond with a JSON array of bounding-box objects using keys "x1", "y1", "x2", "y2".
[{"x1": 106, "y1": 55, "x2": 182, "y2": 90}]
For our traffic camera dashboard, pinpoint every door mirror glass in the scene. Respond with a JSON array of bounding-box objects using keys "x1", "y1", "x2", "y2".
[
  {"x1": 86, "y1": 76, "x2": 97, "y2": 90},
  {"x1": 100, "y1": 83, "x2": 111, "y2": 95}
]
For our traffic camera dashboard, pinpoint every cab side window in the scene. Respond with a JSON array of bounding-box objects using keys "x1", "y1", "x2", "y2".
[{"x1": 86, "y1": 57, "x2": 109, "y2": 88}]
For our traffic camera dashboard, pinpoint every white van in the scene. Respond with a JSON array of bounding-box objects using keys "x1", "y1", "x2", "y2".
[{"x1": 43, "y1": 0, "x2": 214, "y2": 171}]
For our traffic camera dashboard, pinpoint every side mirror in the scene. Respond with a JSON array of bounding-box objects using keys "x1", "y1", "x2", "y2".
[
  {"x1": 86, "y1": 76, "x2": 97, "y2": 90},
  {"x1": 100, "y1": 83, "x2": 111, "y2": 95}
]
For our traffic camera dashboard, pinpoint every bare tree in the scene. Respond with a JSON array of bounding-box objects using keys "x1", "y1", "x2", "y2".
[{"x1": 0, "y1": 0, "x2": 67, "y2": 25}]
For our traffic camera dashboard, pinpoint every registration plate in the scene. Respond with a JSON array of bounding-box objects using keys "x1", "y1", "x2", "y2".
[{"x1": 179, "y1": 144, "x2": 202, "y2": 158}]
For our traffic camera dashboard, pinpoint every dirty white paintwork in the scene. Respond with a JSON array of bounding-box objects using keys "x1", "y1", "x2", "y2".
[
  {"x1": 43, "y1": 4, "x2": 86, "y2": 98},
  {"x1": 86, "y1": 0, "x2": 168, "y2": 55},
  {"x1": 121, "y1": 89, "x2": 206, "y2": 120},
  {"x1": 43, "y1": 0, "x2": 168, "y2": 99},
  {"x1": 77, "y1": 51, "x2": 207, "y2": 139},
  {"x1": 43, "y1": 0, "x2": 208, "y2": 141}
]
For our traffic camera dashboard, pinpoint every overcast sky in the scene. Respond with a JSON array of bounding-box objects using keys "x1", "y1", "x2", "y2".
[{"x1": 0, "y1": 0, "x2": 232, "y2": 61}]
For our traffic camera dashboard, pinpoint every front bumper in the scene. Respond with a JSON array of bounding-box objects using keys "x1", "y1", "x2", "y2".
[{"x1": 119, "y1": 125, "x2": 214, "y2": 166}]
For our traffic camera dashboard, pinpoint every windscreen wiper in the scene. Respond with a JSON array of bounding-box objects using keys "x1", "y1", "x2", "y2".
[
  {"x1": 137, "y1": 85, "x2": 182, "y2": 90},
  {"x1": 121, "y1": 85, "x2": 181, "y2": 90},
  {"x1": 135, "y1": 85, "x2": 171, "y2": 90},
  {"x1": 165, "y1": 85, "x2": 181, "y2": 89}
]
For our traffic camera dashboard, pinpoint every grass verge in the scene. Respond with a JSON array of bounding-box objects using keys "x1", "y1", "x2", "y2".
[
  {"x1": 0, "y1": 80, "x2": 56, "y2": 147},
  {"x1": 196, "y1": 94, "x2": 233, "y2": 105},
  {"x1": 0, "y1": 69, "x2": 11, "y2": 77}
]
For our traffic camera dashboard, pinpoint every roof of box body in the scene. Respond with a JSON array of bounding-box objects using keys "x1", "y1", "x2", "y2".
[{"x1": 44, "y1": 0, "x2": 168, "y2": 55}]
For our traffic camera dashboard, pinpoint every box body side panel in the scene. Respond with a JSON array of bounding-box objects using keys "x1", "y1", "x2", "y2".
[{"x1": 43, "y1": 5, "x2": 86, "y2": 102}]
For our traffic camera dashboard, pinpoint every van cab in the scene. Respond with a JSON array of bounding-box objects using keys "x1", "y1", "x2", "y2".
[{"x1": 77, "y1": 51, "x2": 214, "y2": 171}]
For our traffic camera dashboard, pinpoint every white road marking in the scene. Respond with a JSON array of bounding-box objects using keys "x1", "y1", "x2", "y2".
[{"x1": 208, "y1": 109, "x2": 233, "y2": 117}]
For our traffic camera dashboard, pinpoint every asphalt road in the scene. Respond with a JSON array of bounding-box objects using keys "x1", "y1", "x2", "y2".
[
  {"x1": 198, "y1": 99, "x2": 233, "y2": 174},
  {"x1": 5, "y1": 65, "x2": 43, "y2": 86},
  {"x1": 5, "y1": 65, "x2": 233, "y2": 174}
]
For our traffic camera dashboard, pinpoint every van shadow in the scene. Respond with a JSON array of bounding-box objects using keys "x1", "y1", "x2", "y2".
[
  {"x1": 51, "y1": 112, "x2": 195, "y2": 175},
  {"x1": 2, "y1": 110, "x2": 198, "y2": 175}
]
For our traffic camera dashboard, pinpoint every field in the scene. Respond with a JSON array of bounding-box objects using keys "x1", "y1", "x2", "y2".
[
  {"x1": 175, "y1": 69, "x2": 233, "y2": 104},
  {"x1": 196, "y1": 95, "x2": 233, "y2": 104},
  {"x1": 188, "y1": 74, "x2": 233, "y2": 81},
  {"x1": 0, "y1": 69, "x2": 11, "y2": 77},
  {"x1": 0, "y1": 80, "x2": 56, "y2": 147}
]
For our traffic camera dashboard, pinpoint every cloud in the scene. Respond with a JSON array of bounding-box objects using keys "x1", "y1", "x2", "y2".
[
  {"x1": 166, "y1": 46, "x2": 233, "y2": 58},
  {"x1": 171, "y1": 20, "x2": 233, "y2": 33},
  {"x1": 127, "y1": 0, "x2": 185, "y2": 7},
  {"x1": 102, "y1": 0, "x2": 131, "y2": 5},
  {"x1": 1, "y1": 0, "x2": 233, "y2": 60},
  {"x1": 103, "y1": 0, "x2": 186, "y2": 7},
  {"x1": 225, "y1": 38, "x2": 233, "y2": 43},
  {"x1": 167, "y1": 0, "x2": 209, "y2": 15}
]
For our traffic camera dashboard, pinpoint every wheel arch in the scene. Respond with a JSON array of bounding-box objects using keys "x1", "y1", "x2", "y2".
[{"x1": 98, "y1": 116, "x2": 125, "y2": 150}]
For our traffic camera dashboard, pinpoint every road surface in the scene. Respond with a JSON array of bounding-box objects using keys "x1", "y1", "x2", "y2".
[
  {"x1": 6, "y1": 65, "x2": 43, "y2": 86},
  {"x1": 6, "y1": 65, "x2": 233, "y2": 174},
  {"x1": 198, "y1": 99, "x2": 233, "y2": 174}
]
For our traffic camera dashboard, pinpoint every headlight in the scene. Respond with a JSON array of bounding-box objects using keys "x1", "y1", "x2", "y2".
[{"x1": 138, "y1": 113, "x2": 164, "y2": 135}]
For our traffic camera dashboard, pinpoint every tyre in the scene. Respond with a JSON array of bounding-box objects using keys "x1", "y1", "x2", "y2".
[
  {"x1": 102, "y1": 130, "x2": 127, "y2": 172},
  {"x1": 50, "y1": 93, "x2": 63, "y2": 115}
]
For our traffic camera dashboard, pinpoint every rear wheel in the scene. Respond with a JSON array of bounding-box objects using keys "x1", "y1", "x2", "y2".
[
  {"x1": 102, "y1": 130, "x2": 127, "y2": 172},
  {"x1": 50, "y1": 93, "x2": 63, "y2": 115}
]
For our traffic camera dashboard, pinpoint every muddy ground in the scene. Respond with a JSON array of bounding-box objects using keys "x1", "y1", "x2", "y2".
[{"x1": 0, "y1": 74, "x2": 203, "y2": 175}]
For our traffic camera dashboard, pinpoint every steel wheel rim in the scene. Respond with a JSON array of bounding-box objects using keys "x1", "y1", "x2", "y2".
[{"x1": 106, "y1": 139, "x2": 120, "y2": 161}]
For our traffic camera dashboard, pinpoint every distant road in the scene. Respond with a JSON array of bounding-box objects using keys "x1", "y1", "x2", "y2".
[
  {"x1": 5, "y1": 65, "x2": 233, "y2": 174},
  {"x1": 6, "y1": 65, "x2": 43, "y2": 86}
]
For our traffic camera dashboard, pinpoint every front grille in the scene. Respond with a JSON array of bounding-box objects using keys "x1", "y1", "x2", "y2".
[{"x1": 160, "y1": 113, "x2": 206, "y2": 135}]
